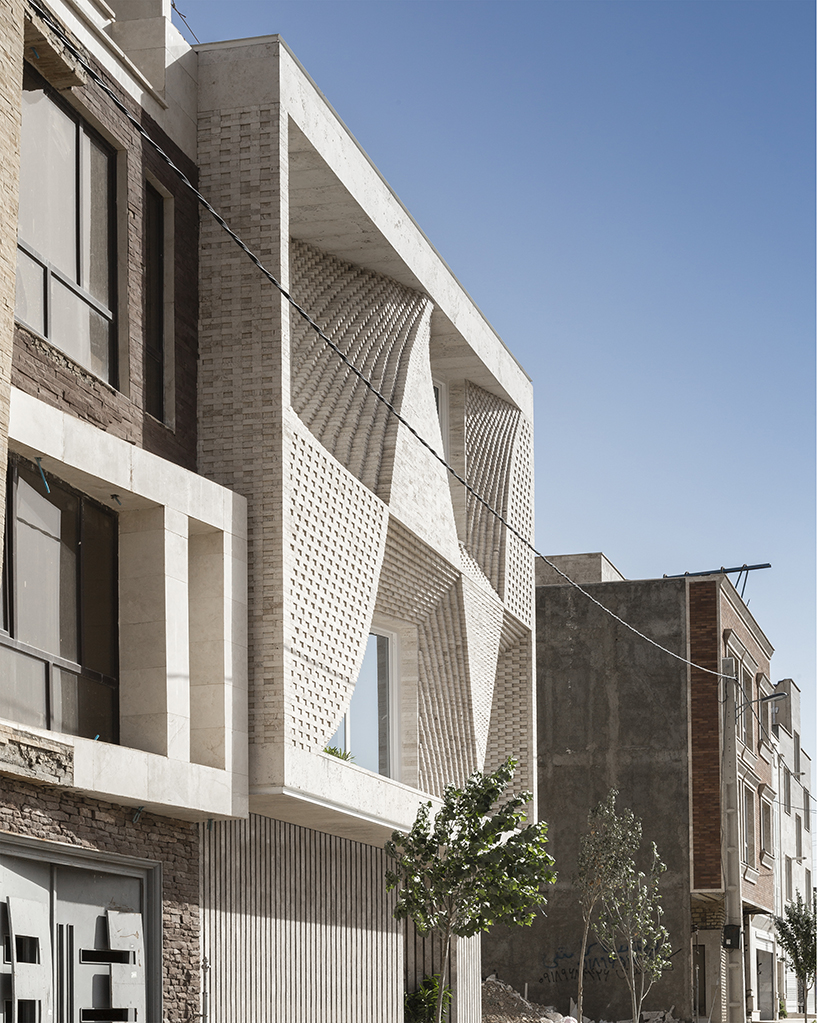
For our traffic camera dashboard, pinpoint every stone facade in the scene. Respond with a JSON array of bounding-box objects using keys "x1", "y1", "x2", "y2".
[
  {"x1": 1, "y1": 4, "x2": 535, "y2": 1022},
  {"x1": 0, "y1": 775, "x2": 199, "y2": 1020}
]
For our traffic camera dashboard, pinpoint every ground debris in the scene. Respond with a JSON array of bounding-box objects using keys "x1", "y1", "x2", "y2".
[{"x1": 482, "y1": 978, "x2": 565, "y2": 1022}]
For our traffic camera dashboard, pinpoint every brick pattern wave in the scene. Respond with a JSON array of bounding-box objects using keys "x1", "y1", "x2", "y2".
[
  {"x1": 288, "y1": 425, "x2": 389, "y2": 752},
  {"x1": 289, "y1": 239, "x2": 433, "y2": 502},
  {"x1": 417, "y1": 581, "x2": 477, "y2": 794},
  {"x1": 485, "y1": 616, "x2": 534, "y2": 795}
]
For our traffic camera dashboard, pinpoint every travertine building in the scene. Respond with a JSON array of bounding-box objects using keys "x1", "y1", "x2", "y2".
[
  {"x1": 483, "y1": 554, "x2": 812, "y2": 1023},
  {"x1": 0, "y1": 2, "x2": 535, "y2": 1021}
]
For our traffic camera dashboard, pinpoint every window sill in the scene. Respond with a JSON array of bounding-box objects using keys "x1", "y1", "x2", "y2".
[
  {"x1": 742, "y1": 865, "x2": 760, "y2": 884},
  {"x1": 760, "y1": 851, "x2": 774, "y2": 870}
]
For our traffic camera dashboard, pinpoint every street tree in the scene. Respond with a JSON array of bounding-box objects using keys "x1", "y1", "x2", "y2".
[
  {"x1": 776, "y1": 889, "x2": 817, "y2": 1023},
  {"x1": 385, "y1": 757, "x2": 556, "y2": 1023},
  {"x1": 573, "y1": 789, "x2": 642, "y2": 1023},
  {"x1": 594, "y1": 831, "x2": 671, "y2": 1023}
]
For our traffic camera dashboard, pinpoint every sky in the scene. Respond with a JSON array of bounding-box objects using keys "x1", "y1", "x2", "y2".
[{"x1": 171, "y1": 1, "x2": 816, "y2": 755}]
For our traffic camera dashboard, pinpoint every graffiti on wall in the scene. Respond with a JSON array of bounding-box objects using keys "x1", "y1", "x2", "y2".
[{"x1": 538, "y1": 942, "x2": 643, "y2": 985}]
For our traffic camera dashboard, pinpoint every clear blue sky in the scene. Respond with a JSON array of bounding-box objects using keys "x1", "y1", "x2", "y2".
[{"x1": 173, "y1": 1, "x2": 816, "y2": 753}]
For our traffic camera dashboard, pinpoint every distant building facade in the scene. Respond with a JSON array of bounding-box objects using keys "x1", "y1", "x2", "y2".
[
  {"x1": 483, "y1": 554, "x2": 812, "y2": 1023},
  {"x1": 0, "y1": 2, "x2": 535, "y2": 1021}
]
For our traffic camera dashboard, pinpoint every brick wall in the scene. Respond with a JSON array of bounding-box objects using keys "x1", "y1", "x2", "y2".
[
  {"x1": 689, "y1": 579, "x2": 722, "y2": 889},
  {"x1": 11, "y1": 33, "x2": 199, "y2": 470},
  {"x1": 0, "y1": 773, "x2": 199, "y2": 1019}
]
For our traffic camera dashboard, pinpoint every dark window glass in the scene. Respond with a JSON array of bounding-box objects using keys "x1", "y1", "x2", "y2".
[
  {"x1": 15, "y1": 465, "x2": 79, "y2": 662},
  {"x1": 0, "y1": 458, "x2": 118, "y2": 742},
  {"x1": 81, "y1": 501, "x2": 117, "y2": 677},
  {"x1": 144, "y1": 183, "x2": 165, "y2": 421},
  {"x1": 0, "y1": 644, "x2": 47, "y2": 729},
  {"x1": 16, "y1": 66, "x2": 116, "y2": 384}
]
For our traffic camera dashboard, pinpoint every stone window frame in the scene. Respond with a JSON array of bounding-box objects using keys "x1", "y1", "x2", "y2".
[
  {"x1": 742, "y1": 783, "x2": 756, "y2": 867},
  {"x1": 0, "y1": 830, "x2": 163, "y2": 1022},
  {"x1": 759, "y1": 788, "x2": 775, "y2": 869}
]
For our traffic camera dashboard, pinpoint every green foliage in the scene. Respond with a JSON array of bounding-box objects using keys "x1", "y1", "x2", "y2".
[
  {"x1": 575, "y1": 789, "x2": 642, "y2": 914},
  {"x1": 775, "y1": 889, "x2": 817, "y2": 1017},
  {"x1": 573, "y1": 789, "x2": 671, "y2": 1023},
  {"x1": 385, "y1": 757, "x2": 556, "y2": 1023},
  {"x1": 323, "y1": 744, "x2": 355, "y2": 761},
  {"x1": 404, "y1": 975, "x2": 451, "y2": 1023},
  {"x1": 779, "y1": 997, "x2": 788, "y2": 1018},
  {"x1": 573, "y1": 789, "x2": 643, "y2": 1022}
]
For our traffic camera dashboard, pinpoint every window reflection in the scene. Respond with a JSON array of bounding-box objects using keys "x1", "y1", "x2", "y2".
[
  {"x1": 15, "y1": 66, "x2": 115, "y2": 383},
  {"x1": 0, "y1": 458, "x2": 119, "y2": 742},
  {"x1": 329, "y1": 632, "x2": 394, "y2": 777}
]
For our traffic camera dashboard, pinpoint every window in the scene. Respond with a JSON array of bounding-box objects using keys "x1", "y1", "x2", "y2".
[
  {"x1": 786, "y1": 856, "x2": 793, "y2": 901},
  {"x1": 794, "y1": 733, "x2": 801, "y2": 776},
  {"x1": 0, "y1": 457, "x2": 118, "y2": 741},
  {"x1": 144, "y1": 182, "x2": 165, "y2": 420},
  {"x1": 742, "y1": 785, "x2": 756, "y2": 865},
  {"x1": 784, "y1": 768, "x2": 792, "y2": 814},
  {"x1": 15, "y1": 65, "x2": 116, "y2": 382},
  {"x1": 795, "y1": 815, "x2": 802, "y2": 860},
  {"x1": 806, "y1": 869, "x2": 812, "y2": 898},
  {"x1": 805, "y1": 789, "x2": 811, "y2": 832},
  {"x1": 740, "y1": 667, "x2": 754, "y2": 746},
  {"x1": 328, "y1": 630, "x2": 398, "y2": 778},
  {"x1": 761, "y1": 800, "x2": 774, "y2": 856}
]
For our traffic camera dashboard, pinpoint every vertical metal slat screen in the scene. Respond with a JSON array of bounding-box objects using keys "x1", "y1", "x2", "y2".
[{"x1": 201, "y1": 815, "x2": 402, "y2": 1022}]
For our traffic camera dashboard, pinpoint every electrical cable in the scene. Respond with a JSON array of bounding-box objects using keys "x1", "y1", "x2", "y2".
[
  {"x1": 25, "y1": 0, "x2": 762, "y2": 683},
  {"x1": 170, "y1": 1, "x2": 200, "y2": 44}
]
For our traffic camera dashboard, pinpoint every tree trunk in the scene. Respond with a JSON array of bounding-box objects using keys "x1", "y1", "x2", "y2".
[
  {"x1": 436, "y1": 928, "x2": 453, "y2": 1023},
  {"x1": 578, "y1": 910, "x2": 593, "y2": 1023},
  {"x1": 628, "y1": 936, "x2": 638, "y2": 1023}
]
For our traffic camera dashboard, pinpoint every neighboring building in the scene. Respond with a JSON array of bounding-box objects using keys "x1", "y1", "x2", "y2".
[
  {"x1": 0, "y1": 3, "x2": 535, "y2": 1022},
  {"x1": 770, "y1": 678, "x2": 814, "y2": 1016},
  {"x1": 483, "y1": 554, "x2": 811, "y2": 1023}
]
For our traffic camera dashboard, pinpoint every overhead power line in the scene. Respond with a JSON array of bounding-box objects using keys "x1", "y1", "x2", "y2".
[{"x1": 26, "y1": 0, "x2": 753, "y2": 682}]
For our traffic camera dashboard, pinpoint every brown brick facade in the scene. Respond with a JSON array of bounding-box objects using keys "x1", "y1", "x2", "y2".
[
  {"x1": 0, "y1": 774, "x2": 200, "y2": 1020},
  {"x1": 689, "y1": 579, "x2": 722, "y2": 889},
  {"x1": 11, "y1": 36, "x2": 199, "y2": 471}
]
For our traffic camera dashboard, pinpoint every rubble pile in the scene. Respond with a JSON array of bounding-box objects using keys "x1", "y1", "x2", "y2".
[
  {"x1": 482, "y1": 978, "x2": 565, "y2": 1022},
  {"x1": 481, "y1": 980, "x2": 681, "y2": 1023}
]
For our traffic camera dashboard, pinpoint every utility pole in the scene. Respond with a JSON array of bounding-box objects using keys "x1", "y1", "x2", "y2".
[{"x1": 722, "y1": 661, "x2": 745, "y2": 1023}]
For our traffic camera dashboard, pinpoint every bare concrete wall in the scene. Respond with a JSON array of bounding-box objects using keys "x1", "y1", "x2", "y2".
[{"x1": 483, "y1": 577, "x2": 694, "y2": 1022}]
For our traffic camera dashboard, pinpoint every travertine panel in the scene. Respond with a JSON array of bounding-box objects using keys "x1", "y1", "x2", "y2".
[{"x1": 287, "y1": 424, "x2": 389, "y2": 752}]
